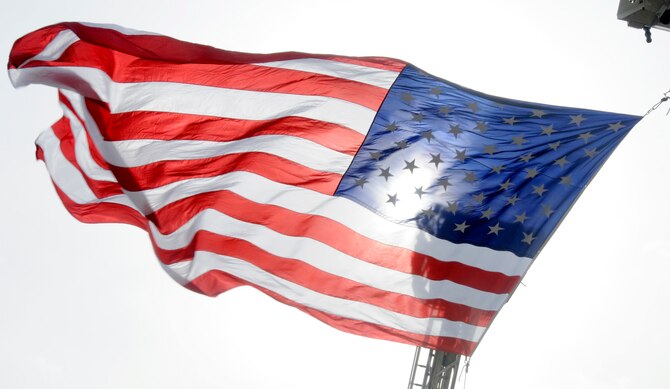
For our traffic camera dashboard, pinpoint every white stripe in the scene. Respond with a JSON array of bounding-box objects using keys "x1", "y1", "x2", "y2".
[
  {"x1": 17, "y1": 29, "x2": 80, "y2": 68},
  {"x1": 112, "y1": 80, "x2": 375, "y2": 134},
  {"x1": 9, "y1": 67, "x2": 111, "y2": 101},
  {"x1": 256, "y1": 58, "x2": 400, "y2": 89},
  {"x1": 10, "y1": 66, "x2": 377, "y2": 135},
  {"x1": 166, "y1": 251, "x2": 486, "y2": 342},
  {"x1": 25, "y1": 72, "x2": 529, "y2": 277},
  {"x1": 99, "y1": 135, "x2": 352, "y2": 172},
  {"x1": 42, "y1": 121, "x2": 530, "y2": 277},
  {"x1": 60, "y1": 102, "x2": 117, "y2": 182},
  {"x1": 149, "y1": 210, "x2": 507, "y2": 311},
  {"x1": 123, "y1": 172, "x2": 531, "y2": 276},
  {"x1": 37, "y1": 127, "x2": 98, "y2": 204},
  {"x1": 61, "y1": 89, "x2": 351, "y2": 173},
  {"x1": 38, "y1": 99, "x2": 485, "y2": 342},
  {"x1": 60, "y1": 89, "x2": 106, "y2": 145},
  {"x1": 14, "y1": 24, "x2": 160, "y2": 71},
  {"x1": 36, "y1": 128, "x2": 136, "y2": 210},
  {"x1": 77, "y1": 22, "x2": 163, "y2": 36}
]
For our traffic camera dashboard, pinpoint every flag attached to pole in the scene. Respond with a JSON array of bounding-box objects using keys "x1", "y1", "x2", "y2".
[{"x1": 8, "y1": 22, "x2": 642, "y2": 356}]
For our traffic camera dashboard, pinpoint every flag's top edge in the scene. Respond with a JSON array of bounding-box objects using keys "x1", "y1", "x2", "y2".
[
  {"x1": 402, "y1": 64, "x2": 644, "y2": 119},
  {"x1": 9, "y1": 22, "x2": 408, "y2": 73}
]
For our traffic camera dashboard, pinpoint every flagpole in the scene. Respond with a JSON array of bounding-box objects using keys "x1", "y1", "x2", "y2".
[{"x1": 407, "y1": 347, "x2": 461, "y2": 389}]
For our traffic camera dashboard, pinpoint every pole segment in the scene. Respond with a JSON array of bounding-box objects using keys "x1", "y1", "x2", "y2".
[{"x1": 407, "y1": 348, "x2": 461, "y2": 389}]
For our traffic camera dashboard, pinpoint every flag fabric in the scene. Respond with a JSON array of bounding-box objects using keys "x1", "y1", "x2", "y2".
[{"x1": 8, "y1": 22, "x2": 642, "y2": 356}]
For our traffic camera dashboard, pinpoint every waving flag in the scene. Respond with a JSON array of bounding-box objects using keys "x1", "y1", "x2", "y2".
[{"x1": 8, "y1": 22, "x2": 641, "y2": 356}]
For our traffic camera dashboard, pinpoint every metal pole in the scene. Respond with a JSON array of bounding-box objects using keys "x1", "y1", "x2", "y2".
[
  {"x1": 407, "y1": 348, "x2": 461, "y2": 389},
  {"x1": 431, "y1": 351, "x2": 459, "y2": 389},
  {"x1": 407, "y1": 346, "x2": 422, "y2": 389}
]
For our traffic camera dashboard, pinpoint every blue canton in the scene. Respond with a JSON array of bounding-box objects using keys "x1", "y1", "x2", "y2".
[{"x1": 335, "y1": 65, "x2": 641, "y2": 258}]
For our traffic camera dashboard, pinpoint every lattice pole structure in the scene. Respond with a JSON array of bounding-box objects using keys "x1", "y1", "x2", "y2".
[{"x1": 407, "y1": 347, "x2": 461, "y2": 389}]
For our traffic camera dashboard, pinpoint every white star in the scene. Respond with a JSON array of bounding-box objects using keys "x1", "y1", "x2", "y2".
[
  {"x1": 403, "y1": 159, "x2": 419, "y2": 173},
  {"x1": 475, "y1": 122, "x2": 488, "y2": 132},
  {"x1": 531, "y1": 109, "x2": 547, "y2": 118},
  {"x1": 449, "y1": 124, "x2": 463, "y2": 138},
  {"x1": 379, "y1": 167, "x2": 393, "y2": 181},
  {"x1": 503, "y1": 117, "x2": 519, "y2": 125},
  {"x1": 472, "y1": 192, "x2": 486, "y2": 204},
  {"x1": 608, "y1": 121, "x2": 625, "y2": 132},
  {"x1": 421, "y1": 208, "x2": 436, "y2": 217},
  {"x1": 520, "y1": 154, "x2": 534, "y2": 163},
  {"x1": 491, "y1": 165, "x2": 505, "y2": 174},
  {"x1": 411, "y1": 112, "x2": 424, "y2": 122},
  {"x1": 499, "y1": 179, "x2": 514, "y2": 190},
  {"x1": 525, "y1": 167, "x2": 540, "y2": 178},
  {"x1": 354, "y1": 177, "x2": 368, "y2": 188},
  {"x1": 446, "y1": 201, "x2": 459, "y2": 215},
  {"x1": 488, "y1": 222, "x2": 504, "y2": 235},
  {"x1": 455, "y1": 149, "x2": 467, "y2": 162},
  {"x1": 532, "y1": 184, "x2": 548, "y2": 197},
  {"x1": 440, "y1": 106, "x2": 452, "y2": 115},
  {"x1": 569, "y1": 114, "x2": 586, "y2": 126},
  {"x1": 385, "y1": 122, "x2": 399, "y2": 132},
  {"x1": 429, "y1": 153, "x2": 443, "y2": 168},
  {"x1": 540, "y1": 124, "x2": 556, "y2": 136},
  {"x1": 514, "y1": 212, "x2": 529, "y2": 224},
  {"x1": 511, "y1": 134, "x2": 528, "y2": 146},
  {"x1": 484, "y1": 144, "x2": 497, "y2": 155},
  {"x1": 386, "y1": 193, "x2": 398, "y2": 206},
  {"x1": 584, "y1": 148, "x2": 598, "y2": 158},
  {"x1": 578, "y1": 132, "x2": 594, "y2": 143},
  {"x1": 521, "y1": 232, "x2": 536, "y2": 245},
  {"x1": 554, "y1": 156, "x2": 570, "y2": 168},
  {"x1": 507, "y1": 194, "x2": 520, "y2": 206},
  {"x1": 421, "y1": 130, "x2": 435, "y2": 142},
  {"x1": 481, "y1": 208, "x2": 495, "y2": 219},
  {"x1": 542, "y1": 204, "x2": 555, "y2": 218},
  {"x1": 454, "y1": 221, "x2": 470, "y2": 233},
  {"x1": 438, "y1": 177, "x2": 452, "y2": 191},
  {"x1": 395, "y1": 140, "x2": 409, "y2": 149}
]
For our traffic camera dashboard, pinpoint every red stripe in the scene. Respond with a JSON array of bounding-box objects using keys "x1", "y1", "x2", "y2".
[
  {"x1": 58, "y1": 93, "x2": 110, "y2": 170},
  {"x1": 38, "y1": 138, "x2": 489, "y2": 337},
  {"x1": 34, "y1": 151, "x2": 148, "y2": 229},
  {"x1": 188, "y1": 270, "x2": 477, "y2": 356},
  {"x1": 112, "y1": 152, "x2": 341, "y2": 195},
  {"x1": 23, "y1": 40, "x2": 390, "y2": 111},
  {"x1": 35, "y1": 145, "x2": 44, "y2": 161},
  {"x1": 53, "y1": 185, "x2": 147, "y2": 229},
  {"x1": 149, "y1": 190, "x2": 520, "y2": 295},
  {"x1": 84, "y1": 100, "x2": 364, "y2": 155},
  {"x1": 55, "y1": 22, "x2": 406, "y2": 72},
  {"x1": 38, "y1": 137, "x2": 482, "y2": 348},
  {"x1": 8, "y1": 24, "x2": 69, "y2": 69},
  {"x1": 82, "y1": 97, "x2": 345, "y2": 195},
  {"x1": 37, "y1": 145, "x2": 144, "y2": 228},
  {"x1": 154, "y1": 232, "x2": 495, "y2": 327},
  {"x1": 50, "y1": 117, "x2": 122, "y2": 199}
]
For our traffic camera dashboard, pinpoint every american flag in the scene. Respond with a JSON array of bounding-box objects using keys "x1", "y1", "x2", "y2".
[{"x1": 8, "y1": 22, "x2": 641, "y2": 356}]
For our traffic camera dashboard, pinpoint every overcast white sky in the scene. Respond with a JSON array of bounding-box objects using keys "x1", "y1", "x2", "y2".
[{"x1": 1, "y1": 1, "x2": 669, "y2": 388}]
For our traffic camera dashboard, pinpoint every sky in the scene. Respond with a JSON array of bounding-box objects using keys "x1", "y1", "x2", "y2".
[{"x1": 1, "y1": 1, "x2": 669, "y2": 388}]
